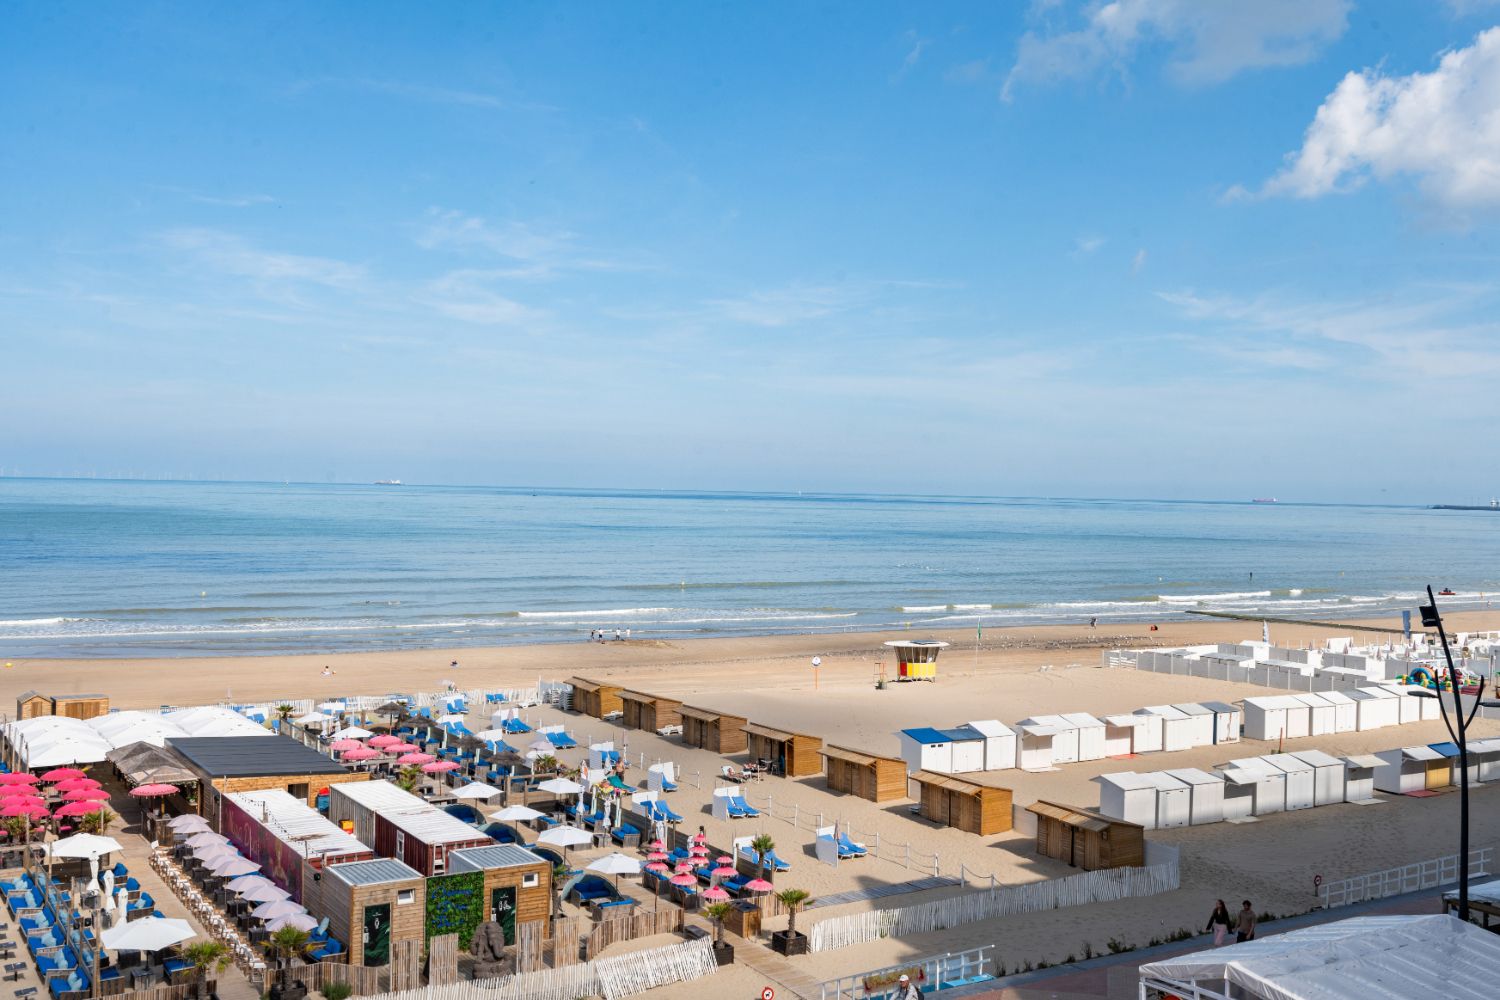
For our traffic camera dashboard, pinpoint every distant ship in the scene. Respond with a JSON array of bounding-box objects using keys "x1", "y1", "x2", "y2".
[
  {"x1": 374, "y1": 479, "x2": 403, "y2": 486},
  {"x1": 1251, "y1": 498, "x2": 1278, "y2": 504},
  {"x1": 1431, "y1": 499, "x2": 1500, "y2": 511}
]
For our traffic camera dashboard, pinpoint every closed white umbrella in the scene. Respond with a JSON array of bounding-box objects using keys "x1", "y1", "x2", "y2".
[
  {"x1": 265, "y1": 912, "x2": 318, "y2": 932},
  {"x1": 238, "y1": 882, "x2": 291, "y2": 903},
  {"x1": 252, "y1": 899, "x2": 306, "y2": 920},
  {"x1": 537, "y1": 825, "x2": 593, "y2": 848},
  {"x1": 208, "y1": 855, "x2": 260, "y2": 877},
  {"x1": 168, "y1": 814, "x2": 212, "y2": 834},
  {"x1": 489, "y1": 805, "x2": 543, "y2": 822},
  {"x1": 102, "y1": 917, "x2": 195, "y2": 952},
  {"x1": 451, "y1": 782, "x2": 500, "y2": 801}
]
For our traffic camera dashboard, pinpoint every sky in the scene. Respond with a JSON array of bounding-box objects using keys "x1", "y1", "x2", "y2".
[{"x1": 6, "y1": 1, "x2": 1500, "y2": 502}]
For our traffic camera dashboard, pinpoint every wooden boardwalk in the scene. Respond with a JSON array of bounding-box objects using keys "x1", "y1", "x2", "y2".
[{"x1": 809, "y1": 874, "x2": 960, "y2": 909}]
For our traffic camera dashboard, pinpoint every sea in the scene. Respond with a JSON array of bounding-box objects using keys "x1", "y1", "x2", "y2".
[{"x1": 1, "y1": 478, "x2": 1497, "y2": 658}]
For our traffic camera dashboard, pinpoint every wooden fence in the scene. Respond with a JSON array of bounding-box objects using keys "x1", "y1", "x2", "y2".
[
  {"x1": 300, "y1": 960, "x2": 391, "y2": 996},
  {"x1": 808, "y1": 861, "x2": 1181, "y2": 952},
  {"x1": 356, "y1": 937, "x2": 717, "y2": 1000},
  {"x1": 427, "y1": 934, "x2": 460, "y2": 985},
  {"x1": 582, "y1": 907, "x2": 684, "y2": 959}
]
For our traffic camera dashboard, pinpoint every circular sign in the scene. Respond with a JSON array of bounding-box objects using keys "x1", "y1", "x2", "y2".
[
  {"x1": 762, "y1": 988, "x2": 776, "y2": 1000},
  {"x1": 1314, "y1": 874, "x2": 1323, "y2": 886},
  {"x1": 811, "y1": 657, "x2": 822, "y2": 668}
]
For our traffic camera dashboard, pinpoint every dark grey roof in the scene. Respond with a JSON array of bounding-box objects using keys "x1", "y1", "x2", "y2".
[
  {"x1": 166, "y1": 735, "x2": 348, "y2": 777},
  {"x1": 326, "y1": 858, "x2": 423, "y2": 886},
  {"x1": 449, "y1": 844, "x2": 547, "y2": 873}
]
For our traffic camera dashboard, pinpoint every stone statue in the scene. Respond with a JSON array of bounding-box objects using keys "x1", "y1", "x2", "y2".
[{"x1": 468, "y1": 921, "x2": 510, "y2": 979}]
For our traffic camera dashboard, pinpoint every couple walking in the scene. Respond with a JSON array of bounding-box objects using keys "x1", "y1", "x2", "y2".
[{"x1": 1204, "y1": 899, "x2": 1256, "y2": 946}]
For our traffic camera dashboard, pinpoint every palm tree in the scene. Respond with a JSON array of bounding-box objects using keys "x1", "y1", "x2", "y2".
[
  {"x1": 750, "y1": 833, "x2": 776, "y2": 883},
  {"x1": 276, "y1": 704, "x2": 295, "y2": 728},
  {"x1": 702, "y1": 901, "x2": 731, "y2": 945},
  {"x1": 80, "y1": 806, "x2": 117, "y2": 835},
  {"x1": 776, "y1": 888, "x2": 812, "y2": 939},
  {"x1": 394, "y1": 766, "x2": 422, "y2": 793},
  {"x1": 550, "y1": 861, "x2": 570, "y2": 920},
  {"x1": 267, "y1": 926, "x2": 312, "y2": 991},
  {"x1": 181, "y1": 940, "x2": 231, "y2": 998}
]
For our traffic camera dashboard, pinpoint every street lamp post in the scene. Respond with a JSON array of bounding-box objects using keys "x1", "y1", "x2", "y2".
[{"x1": 1407, "y1": 586, "x2": 1500, "y2": 922}]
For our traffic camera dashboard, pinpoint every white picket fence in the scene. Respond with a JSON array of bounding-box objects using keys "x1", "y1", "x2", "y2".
[
  {"x1": 1318, "y1": 847, "x2": 1493, "y2": 908},
  {"x1": 808, "y1": 861, "x2": 1180, "y2": 953},
  {"x1": 357, "y1": 938, "x2": 716, "y2": 1000}
]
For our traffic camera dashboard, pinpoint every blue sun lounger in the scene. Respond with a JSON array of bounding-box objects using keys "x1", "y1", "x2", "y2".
[
  {"x1": 837, "y1": 833, "x2": 867, "y2": 858},
  {"x1": 546, "y1": 731, "x2": 578, "y2": 749},
  {"x1": 728, "y1": 795, "x2": 760, "y2": 818}
]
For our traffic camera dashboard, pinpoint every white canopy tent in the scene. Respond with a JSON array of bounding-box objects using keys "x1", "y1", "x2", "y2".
[{"x1": 1138, "y1": 914, "x2": 1500, "y2": 1000}]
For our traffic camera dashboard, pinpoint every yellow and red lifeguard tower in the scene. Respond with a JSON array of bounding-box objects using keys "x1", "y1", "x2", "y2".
[{"x1": 884, "y1": 639, "x2": 949, "y2": 682}]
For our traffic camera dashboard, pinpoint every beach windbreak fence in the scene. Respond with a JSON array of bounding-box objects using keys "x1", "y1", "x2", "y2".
[
  {"x1": 807, "y1": 860, "x2": 1181, "y2": 953},
  {"x1": 354, "y1": 936, "x2": 717, "y2": 1000},
  {"x1": 1318, "y1": 846, "x2": 1494, "y2": 908},
  {"x1": 818, "y1": 945, "x2": 994, "y2": 1000}
]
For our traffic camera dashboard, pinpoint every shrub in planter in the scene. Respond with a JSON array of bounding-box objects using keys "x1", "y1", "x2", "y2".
[{"x1": 770, "y1": 888, "x2": 812, "y2": 956}]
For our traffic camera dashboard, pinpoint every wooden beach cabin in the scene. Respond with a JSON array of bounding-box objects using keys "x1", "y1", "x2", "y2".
[
  {"x1": 911, "y1": 771, "x2": 1012, "y2": 835},
  {"x1": 304, "y1": 858, "x2": 426, "y2": 968},
  {"x1": 326, "y1": 781, "x2": 491, "y2": 876},
  {"x1": 569, "y1": 677, "x2": 623, "y2": 719},
  {"x1": 883, "y1": 639, "x2": 949, "y2": 681},
  {"x1": 448, "y1": 845, "x2": 553, "y2": 945},
  {"x1": 741, "y1": 722, "x2": 823, "y2": 777},
  {"x1": 49, "y1": 694, "x2": 111, "y2": 721},
  {"x1": 1026, "y1": 800, "x2": 1144, "y2": 871},
  {"x1": 619, "y1": 690, "x2": 683, "y2": 734},
  {"x1": 15, "y1": 692, "x2": 51, "y2": 720},
  {"x1": 679, "y1": 705, "x2": 749, "y2": 754},
  {"x1": 820, "y1": 744, "x2": 908, "y2": 803}
]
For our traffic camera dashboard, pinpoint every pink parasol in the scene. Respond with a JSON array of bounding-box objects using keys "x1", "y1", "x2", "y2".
[
  {"x1": 397, "y1": 753, "x2": 435, "y2": 765},
  {"x1": 701, "y1": 886, "x2": 730, "y2": 901},
  {"x1": 0, "y1": 773, "x2": 39, "y2": 786},
  {"x1": 1, "y1": 796, "x2": 45, "y2": 810},
  {"x1": 645, "y1": 861, "x2": 669, "y2": 873},
  {"x1": 692, "y1": 830, "x2": 707, "y2": 842},
  {"x1": 368, "y1": 734, "x2": 402, "y2": 748},
  {"x1": 329, "y1": 739, "x2": 363, "y2": 752},
  {"x1": 0, "y1": 802, "x2": 48, "y2": 818},
  {"x1": 341, "y1": 748, "x2": 379, "y2": 761},
  {"x1": 41, "y1": 768, "x2": 86, "y2": 783},
  {"x1": 711, "y1": 865, "x2": 737, "y2": 878},
  {"x1": 648, "y1": 839, "x2": 665, "y2": 850},
  {"x1": 55, "y1": 778, "x2": 102, "y2": 792},
  {"x1": 743, "y1": 878, "x2": 774, "y2": 893},
  {"x1": 129, "y1": 784, "x2": 180, "y2": 798},
  {"x1": 388, "y1": 742, "x2": 420, "y2": 753},
  {"x1": 645, "y1": 851, "x2": 668, "y2": 862},
  {"x1": 715, "y1": 855, "x2": 734, "y2": 865},
  {"x1": 0, "y1": 788, "x2": 44, "y2": 801},
  {"x1": 61, "y1": 788, "x2": 111, "y2": 802},
  {"x1": 421, "y1": 761, "x2": 459, "y2": 773},
  {"x1": 55, "y1": 800, "x2": 111, "y2": 818},
  {"x1": 669, "y1": 872, "x2": 698, "y2": 887},
  {"x1": 689, "y1": 844, "x2": 709, "y2": 857}
]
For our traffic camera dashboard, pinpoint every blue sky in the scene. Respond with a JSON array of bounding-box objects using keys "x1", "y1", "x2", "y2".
[{"x1": 6, "y1": 1, "x2": 1500, "y2": 501}]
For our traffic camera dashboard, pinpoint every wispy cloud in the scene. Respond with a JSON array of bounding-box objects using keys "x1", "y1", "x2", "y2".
[
  {"x1": 896, "y1": 30, "x2": 931, "y2": 79},
  {"x1": 158, "y1": 228, "x2": 364, "y2": 289},
  {"x1": 704, "y1": 284, "x2": 860, "y2": 328},
  {"x1": 417, "y1": 209, "x2": 647, "y2": 280},
  {"x1": 1131, "y1": 248, "x2": 1148, "y2": 274},
  {"x1": 157, "y1": 186, "x2": 275, "y2": 208},
  {"x1": 418, "y1": 269, "x2": 544, "y2": 326},
  {"x1": 287, "y1": 78, "x2": 556, "y2": 112},
  {"x1": 1073, "y1": 234, "x2": 1106, "y2": 257}
]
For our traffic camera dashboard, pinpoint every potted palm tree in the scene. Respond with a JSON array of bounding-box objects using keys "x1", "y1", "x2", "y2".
[
  {"x1": 394, "y1": 766, "x2": 422, "y2": 793},
  {"x1": 276, "y1": 704, "x2": 296, "y2": 728},
  {"x1": 771, "y1": 888, "x2": 812, "y2": 956},
  {"x1": 181, "y1": 940, "x2": 231, "y2": 999},
  {"x1": 266, "y1": 926, "x2": 312, "y2": 1000},
  {"x1": 750, "y1": 833, "x2": 776, "y2": 883},
  {"x1": 702, "y1": 902, "x2": 734, "y2": 965},
  {"x1": 80, "y1": 806, "x2": 117, "y2": 835}
]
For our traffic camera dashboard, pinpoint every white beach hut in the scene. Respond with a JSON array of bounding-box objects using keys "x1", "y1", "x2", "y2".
[
  {"x1": 1289, "y1": 749, "x2": 1347, "y2": 806},
  {"x1": 1242, "y1": 696, "x2": 1290, "y2": 742},
  {"x1": 1148, "y1": 771, "x2": 1192, "y2": 829},
  {"x1": 1261, "y1": 753, "x2": 1315, "y2": 811},
  {"x1": 1217, "y1": 767, "x2": 1259, "y2": 821},
  {"x1": 1350, "y1": 687, "x2": 1401, "y2": 731},
  {"x1": 1095, "y1": 772, "x2": 1159, "y2": 829},
  {"x1": 1140, "y1": 706, "x2": 1195, "y2": 752},
  {"x1": 944, "y1": 726, "x2": 989, "y2": 773},
  {"x1": 1199, "y1": 701, "x2": 1241, "y2": 744},
  {"x1": 1470, "y1": 738, "x2": 1500, "y2": 782},
  {"x1": 1015, "y1": 721, "x2": 1059, "y2": 771},
  {"x1": 1280, "y1": 697, "x2": 1311, "y2": 739},
  {"x1": 1381, "y1": 684, "x2": 1422, "y2": 725},
  {"x1": 966, "y1": 719, "x2": 1017, "y2": 771},
  {"x1": 1373, "y1": 746, "x2": 1448, "y2": 794},
  {"x1": 1291, "y1": 693, "x2": 1336, "y2": 737},
  {"x1": 898, "y1": 728, "x2": 955, "y2": 775},
  {"x1": 1017, "y1": 715, "x2": 1079, "y2": 765},
  {"x1": 1101, "y1": 714, "x2": 1147, "y2": 757},
  {"x1": 1061, "y1": 713, "x2": 1107, "y2": 761},
  {"x1": 1318, "y1": 689, "x2": 1358, "y2": 733},
  {"x1": 1125, "y1": 710, "x2": 1164, "y2": 754},
  {"x1": 1163, "y1": 767, "x2": 1225, "y2": 825},
  {"x1": 1343, "y1": 754, "x2": 1381, "y2": 802},
  {"x1": 1226, "y1": 758, "x2": 1285, "y2": 815},
  {"x1": 1170, "y1": 704, "x2": 1216, "y2": 748}
]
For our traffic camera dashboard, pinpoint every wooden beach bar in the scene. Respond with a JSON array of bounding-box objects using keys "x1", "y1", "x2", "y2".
[
  {"x1": 302, "y1": 858, "x2": 426, "y2": 968},
  {"x1": 569, "y1": 677, "x2": 623, "y2": 719},
  {"x1": 1026, "y1": 800, "x2": 1144, "y2": 871},
  {"x1": 911, "y1": 771, "x2": 1013, "y2": 835},
  {"x1": 820, "y1": 744, "x2": 908, "y2": 803},
  {"x1": 619, "y1": 690, "x2": 683, "y2": 733},
  {"x1": 679, "y1": 705, "x2": 749, "y2": 754},
  {"x1": 741, "y1": 722, "x2": 823, "y2": 777}
]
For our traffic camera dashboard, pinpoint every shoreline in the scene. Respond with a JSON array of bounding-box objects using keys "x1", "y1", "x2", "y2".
[{"x1": 4, "y1": 611, "x2": 1496, "y2": 712}]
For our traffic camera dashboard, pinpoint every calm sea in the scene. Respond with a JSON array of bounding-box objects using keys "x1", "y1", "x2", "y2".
[{"x1": 0, "y1": 478, "x2": 1496, "y2": 658}]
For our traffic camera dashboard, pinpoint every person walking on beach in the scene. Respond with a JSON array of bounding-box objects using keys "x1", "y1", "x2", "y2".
[
  {"x1": 1235, "y1": 900, "x2": 1256, "y2": 942},
  {"x1": 1205, "y1": 899, "x2": 1231, "y2": 946},
  {"x1": 1089, "y1": 617, "x2": 1097, "y2": 628}
]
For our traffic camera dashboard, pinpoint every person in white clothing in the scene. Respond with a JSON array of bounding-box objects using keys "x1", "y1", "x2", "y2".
[{"x1": 894, "y1": 974, "x2": 922, "y2": 999}]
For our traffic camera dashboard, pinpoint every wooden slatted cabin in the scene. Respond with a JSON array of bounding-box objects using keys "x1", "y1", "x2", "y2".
[
  {"x1": 821, "y1": 745, "x2": 908, "y2": 803},
  {"x1": 1025, "y1": 800, "x2": 1144, "y2": 871},
  {"x1": 568, "y1": 677, "x2": 623, "y2": 719},
  {"x1": 911, "y1": 771, "x2": 1012, "y2": 835},
  {"x1": 679, "y1": 706, "x2": 748, "y2": 754},
  {"x1": 619, "y1": 690, "x2": 683, "y2": 733},
  {"x1": 741, "y1": 722, "x2": 823, "y2": 778}
]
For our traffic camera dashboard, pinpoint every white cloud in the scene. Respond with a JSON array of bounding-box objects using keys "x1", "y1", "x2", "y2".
[
  {"x1": 897, "y1": 30, "x2": 931, "y2": 79},
  {"x1": 419, "y1": 270, "x2": 543, "y2": 326},
  {"x1": 1003, "y1": 0, "x2": 1349, "y2": 99},
  {"x1": 1256, "y1": 27, "x2": 1500, "y2": 209},
  {"x1": 1131, "y1": 248, "x2": 1147, "y2": 274},
  {"x1": 945, "y1": 59, "x2": 991, "y2": 85},
  {"x1": 288, "y1": 78, "x2": 555, "y2": 112},
  {"x1": 1073, "y1": 234, "x2": 1106, "y2": 256},
  {"x1": 417, "y1": 209, "x2": 645, "y2": 279},
  {"x1": 159, "y1": 228, "x2": 363, "y2": 289},
  {"x1": 704, "y1": 284, "x2": 860, "y2": 327}
]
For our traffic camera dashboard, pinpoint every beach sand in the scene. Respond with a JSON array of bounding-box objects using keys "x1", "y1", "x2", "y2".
[{"x1": 6, "y1": 613, "x2": 1497, "y2": 990}]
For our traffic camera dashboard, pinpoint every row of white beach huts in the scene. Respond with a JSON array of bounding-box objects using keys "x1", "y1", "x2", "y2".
[
  {"x1": 1241, "y1": 683, "x2": 1441, "y2": 739},
  {"x1": 1096, "y1": 737, "x2": 1500, "y2": 830}
]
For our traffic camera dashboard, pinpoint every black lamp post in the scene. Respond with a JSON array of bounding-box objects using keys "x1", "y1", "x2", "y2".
[{"x1": 1406, "y1": 586, "x2": 1500, "y2": 922}]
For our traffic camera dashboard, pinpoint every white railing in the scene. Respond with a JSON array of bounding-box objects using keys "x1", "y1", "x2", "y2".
[
  {"x1": 1138, "y1": 977, "x2": 1233, "y2": 1000},
  {"x1": 358, "y1": 937, "x2": 715, "y2": 1000},
  {"x1": 809, "y1": 860, "x2": 1180, "y2": 952},
  {"x1": 818, "y1": 945, "x2": 994, "y2": 999},
  {"x1": 1318, "y1": 847, "x2": 1493, "y2": 908}
]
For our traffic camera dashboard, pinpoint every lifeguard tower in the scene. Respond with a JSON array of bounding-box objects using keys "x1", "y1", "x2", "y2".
[{"x1": 884, "y1": 639, "x2": 949, "y2": 682}]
